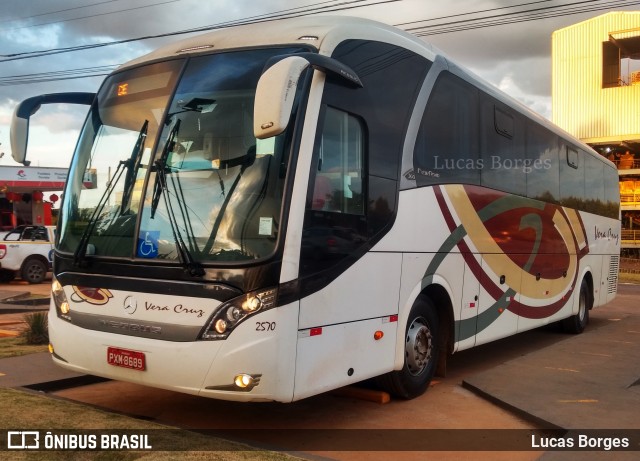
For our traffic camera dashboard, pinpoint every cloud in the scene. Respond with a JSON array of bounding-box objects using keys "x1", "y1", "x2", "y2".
[
  {"x1": 31, "y1": 104, "x2": 89, "y2": 133},
  {"x1": 0, "y1": 0, "x2": 637, "y2": 167}
]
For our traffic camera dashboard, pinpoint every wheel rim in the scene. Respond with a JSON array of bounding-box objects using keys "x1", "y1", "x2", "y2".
[{"x1": 405, "y1": 317, "x2": 433, "y2": 376}]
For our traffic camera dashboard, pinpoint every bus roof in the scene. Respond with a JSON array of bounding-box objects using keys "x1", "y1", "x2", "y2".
[
  {"x1": 120, "y1": 15, "x2": 440, "y2": 70},
  {"x1": 118, "y1": 15, "x2": 614, "y2": 170}
]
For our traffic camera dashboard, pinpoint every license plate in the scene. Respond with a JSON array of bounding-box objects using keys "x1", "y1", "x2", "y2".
[{"x1": 107, "y1": 347, "x2": 146, "y2": 371}]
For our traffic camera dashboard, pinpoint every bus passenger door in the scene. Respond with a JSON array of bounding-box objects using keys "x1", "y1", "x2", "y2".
[{"x1": 292, "y1": 105, "x2": 401, "y2": 400}]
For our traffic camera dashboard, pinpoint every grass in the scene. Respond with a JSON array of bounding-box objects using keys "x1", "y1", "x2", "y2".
[
  {"x1": 21, "y1": 312, "x2": 49, "y2": 345},
  {"x1": 0, "y1": 388, "x2": 298, "y2": 461},
  {"x1": 0, "y1": 337, "x2": 48, "y2": 359}
]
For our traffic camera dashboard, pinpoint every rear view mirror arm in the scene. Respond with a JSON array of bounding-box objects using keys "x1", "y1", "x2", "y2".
[
  {"x1": 11, "y1": 92, "x2": 96, "y2": 165},
  {"x1": 262, "y1": 52, "x2": 363, "y2": 88}
]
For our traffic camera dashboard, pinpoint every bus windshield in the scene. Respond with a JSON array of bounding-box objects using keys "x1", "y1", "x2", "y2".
[{"x1": 59, "y1": 47, "x2": 306, "y2": 265}]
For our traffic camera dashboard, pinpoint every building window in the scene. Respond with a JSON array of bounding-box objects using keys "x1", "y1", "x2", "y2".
[{"x1": 602, "y1": 34, "x2": 640, "y2": 88}]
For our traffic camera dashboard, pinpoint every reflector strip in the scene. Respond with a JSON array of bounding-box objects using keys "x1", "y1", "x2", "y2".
[
  {"x1": 298, "y1": 327, "x2": 324, "y2": 338},
  {"x1": 382, "y1": 315, "x2": 398, "y2": 323}
]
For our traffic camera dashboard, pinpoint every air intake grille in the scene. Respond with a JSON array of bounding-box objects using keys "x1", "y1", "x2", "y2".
[{"x1": 608, "y1": 255, "x2": 619, "y2": 294}]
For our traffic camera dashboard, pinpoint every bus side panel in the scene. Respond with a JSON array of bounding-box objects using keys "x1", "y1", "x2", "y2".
[
  {"x1": 298, "y1": 252, "x2": 402, "y2": 329},
  {"x1": 397, "y1": 253, "x2": 465, "y2": 356},
  {"x1": 580, "y1": 212, "x2": 621, "y2": 307},
  {"x1": 293, "y1": 252, "x2": 401, "y2": 399},
  {"x1": 293, "y1": 316, "x2": 398, "y2": 401},
  {"x1": 375, "y1": 187, "x2": 449, "y2": 254},
  {"x1": 475, "y1": 257, "x2": 520, "y2": 346}
]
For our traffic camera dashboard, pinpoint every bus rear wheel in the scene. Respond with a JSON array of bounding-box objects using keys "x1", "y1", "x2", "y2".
[
  {"x1": 562, "y1": 280, "x2": 590, "y2": 334},
  {"x1": 376, "y1": 296, "x2": 439, "y2": 399}
]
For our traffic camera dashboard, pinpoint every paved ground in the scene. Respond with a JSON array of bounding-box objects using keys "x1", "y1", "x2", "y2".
[
  {"x1": 0, "y1": 279, "x2": 50, "y2": 337},
  {"x1": 464, "y1": 315, "x2": 640, "y2": 430}
]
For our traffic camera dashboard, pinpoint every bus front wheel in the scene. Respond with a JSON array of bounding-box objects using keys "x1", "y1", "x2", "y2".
[{"x1": 376, "y1": 296, "x2": 439, "y2": 399}]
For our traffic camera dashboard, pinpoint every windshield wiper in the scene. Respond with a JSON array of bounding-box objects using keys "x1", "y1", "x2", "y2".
[
  {"x1": 150, "y1": 120, "x2": 205, "y2": 277},
  {"x1": 151, "y1": 119, "x2": 179, "y2": 219},
  {"x1": 202, "y1": 148, "x2": 255, "y2": 257},
  {"x1": 74, "y1": 121, "x2": 149, "y2": 266},
  {"x1": 120, "y1": 120, "x2": 148, "y2": 214},
  {"x1": 74, "y1": 158, "x2": 129, "y2": 266}
]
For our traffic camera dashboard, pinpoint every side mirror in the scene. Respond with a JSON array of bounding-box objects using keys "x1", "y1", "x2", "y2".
[
  {"x1": 253, "y1": 53, "x2": 362, "y2": 140},
  {"x1": 253, "y1": 56, "x2": 310, "y2": 140},
  {"x1": 11, "y1": 92, "x2": 96, "y2": 165}
]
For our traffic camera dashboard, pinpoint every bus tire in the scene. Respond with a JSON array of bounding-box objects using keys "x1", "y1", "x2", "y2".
[
  {"x1": 562, "y1": 280, "x2": 590, "y2": 334},
  {"x1": 376, "y1": 296, "x2": 439, "y2": 399}
]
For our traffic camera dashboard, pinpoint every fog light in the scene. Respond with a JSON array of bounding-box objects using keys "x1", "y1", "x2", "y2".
[
  {"x1": 234, "y1": 374, "x2": 253, "y2": 389},
  {"x1": 232, "y1": 373, "x2": 261, "y2": 391},
  {"x1": 48, "y1": 344, "x2": 54, "y2": 354}
]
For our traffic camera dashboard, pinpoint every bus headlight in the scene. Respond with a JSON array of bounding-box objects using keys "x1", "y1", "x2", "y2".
[
  {"x1": 201, "y1": 288, "x2": 277, "y2": 340},
  {"x1": 52, "y1": 277, "x2": 72, "y2": 322}
]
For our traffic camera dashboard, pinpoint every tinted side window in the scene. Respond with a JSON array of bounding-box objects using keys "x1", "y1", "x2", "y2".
[
  {"x1": 300, "y1": 40, "x2": 430, "y2": 280},
  {"x1": 327, "y1": 40, "x2": 431, "y2": 180},
  {"x1": 480, "y1": 97, "x2": 526, "y2": 196},
  {"x1": 311, "y1": 107, "x2": 365, "y2": 215},
  {"x1": 584, "y1": 153, "x2": 605, "y2": 215},
  {"x1": 302, "y1": 109, "x2": 367, "y2": 275},
  {"x1": 413, "y1": 72, "x2": 479, "y2": 187},
  {"x1": 560, "y1": 146, "x2": 585, "y2": 209},
  {"x1": 604, "y1": 165, "x2": 620, "y2": 219},
  {"x1": 526, "y1": 122, "x2": 559, "y2": 202}
]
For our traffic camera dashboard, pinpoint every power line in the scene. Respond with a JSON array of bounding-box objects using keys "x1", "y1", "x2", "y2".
[
  {"x1": 1, "y1": 0, "x2": 636, "y2": 84},
  {"x1": 0, "y1": 0, "x2": 123, "y2": 25},
  {"x1": 5, "y1": 0, "x2": 182, "y2": 32},
  {"x1": 395, "y1": 0, "x2": 556, "y2": 27},
  {"x1": 405, "y1": 0, "x2": 640, "y2": 36},
  {"x1": 0, "y1": 65, "x2": 119, "y2": 87},
  {"x1": 0, "y1": 0, "x2": 397, "y2": 62}
]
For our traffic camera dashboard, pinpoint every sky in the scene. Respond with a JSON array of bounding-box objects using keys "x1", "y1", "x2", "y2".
[{"x1": 0, "y1": 0, "x2": 639, "y2": 169}]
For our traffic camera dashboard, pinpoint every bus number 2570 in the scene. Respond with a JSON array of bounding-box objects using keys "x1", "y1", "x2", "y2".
[{"x1": 256, "y1": 322, "x2": 276, "y2": 332}]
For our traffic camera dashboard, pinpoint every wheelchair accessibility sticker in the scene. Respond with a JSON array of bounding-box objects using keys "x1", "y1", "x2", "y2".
[{"x1": 137, "y1": 231, "x2": 159, "y2": 258}]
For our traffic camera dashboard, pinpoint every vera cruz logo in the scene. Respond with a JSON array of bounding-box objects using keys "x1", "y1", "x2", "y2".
[{"x1": 70, "y1": 286, "x2": 113, "y2": 305}]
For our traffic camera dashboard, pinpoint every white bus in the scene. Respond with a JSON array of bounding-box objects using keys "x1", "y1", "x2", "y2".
[{"x1": 11, "y1": 16, "x2": 620, "y2": 402}]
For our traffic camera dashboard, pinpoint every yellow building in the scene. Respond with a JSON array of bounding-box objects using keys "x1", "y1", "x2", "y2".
[{"x1": 552, "y1": 11, "x2": 640, "y2": 254}]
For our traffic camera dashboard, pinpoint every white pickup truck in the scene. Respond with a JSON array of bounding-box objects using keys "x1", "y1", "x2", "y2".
[{"x1": 0, "y1": 225, "x2": 55, "y2": 284}]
